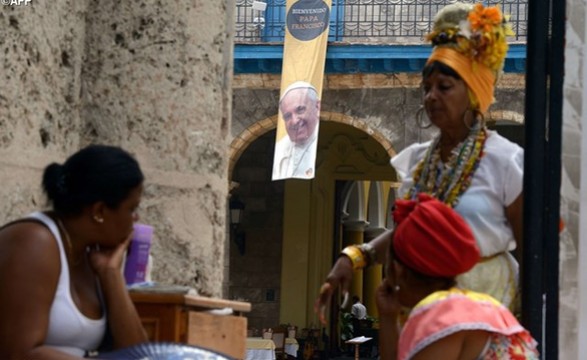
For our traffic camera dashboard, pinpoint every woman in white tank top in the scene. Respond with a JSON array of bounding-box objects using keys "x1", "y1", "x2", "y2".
[{"x1": 0, "y1": 145, "x2": 148, "y2": 359}]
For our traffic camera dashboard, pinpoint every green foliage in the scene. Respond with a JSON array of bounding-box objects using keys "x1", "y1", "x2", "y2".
[
  {"x1": 340, "y1": 312, "x2": 378, "y2": 341},
  {"x1": 365, "y1": 314, "x2": 378, "y2": 325},
  {"x1": 340, "y1": 312, "x2": 354, "y2": 341}
]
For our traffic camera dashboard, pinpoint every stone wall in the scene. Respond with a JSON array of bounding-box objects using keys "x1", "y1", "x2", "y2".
[
  {"x1": 233, "y1": 77, "x2": 526, "y2": 155},
  {"x1": 0, "y1": 0, "x2": 234, "y2": 297},
  {"x1": 0, "y1": 1, "x2": 86, "y2": 221}
]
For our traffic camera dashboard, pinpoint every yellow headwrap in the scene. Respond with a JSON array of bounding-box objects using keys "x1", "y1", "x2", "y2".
[
  {"x1": 425, "y1": 3, "x2": 514, "y2": 115},
  {"x1": 427, "y1": 48, "x2": 495, "y2": 114}
]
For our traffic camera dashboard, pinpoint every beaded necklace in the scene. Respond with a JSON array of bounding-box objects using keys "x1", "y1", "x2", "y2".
[{"x1": 405, "y1": 122, "x2": 487, "y2": 208}]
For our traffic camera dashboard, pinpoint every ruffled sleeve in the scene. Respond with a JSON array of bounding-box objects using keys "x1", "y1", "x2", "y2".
[{"x1": 390, "y1": 142, "x2": 431, "y2": 198}]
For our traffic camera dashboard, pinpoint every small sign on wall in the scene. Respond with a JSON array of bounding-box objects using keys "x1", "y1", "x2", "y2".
[{"x1": 252, "y1": 1, "x2": 267, "y2": 11}]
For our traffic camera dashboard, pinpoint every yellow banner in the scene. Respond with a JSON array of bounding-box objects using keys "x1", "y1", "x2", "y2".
[{"x1": 272, "y1": 0, "x2": 331, "y2": 181}]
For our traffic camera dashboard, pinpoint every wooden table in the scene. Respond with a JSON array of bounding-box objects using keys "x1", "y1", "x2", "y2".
[
  {"x1": 346, "y1": 336, "x2": 372, "y2": 360},
  {"x1": 130, "y1": 290, "x2": 251, "y2": 359}
]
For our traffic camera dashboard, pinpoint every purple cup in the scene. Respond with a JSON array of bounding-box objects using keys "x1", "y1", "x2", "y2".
[{"x1": 123, "y1": 223, "x2": 154, "y2": 285}]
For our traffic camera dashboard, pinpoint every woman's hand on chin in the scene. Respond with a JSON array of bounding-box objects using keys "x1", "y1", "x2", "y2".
[{"x1": 89, "y1": 235, "x2": 132, "y2": 277}]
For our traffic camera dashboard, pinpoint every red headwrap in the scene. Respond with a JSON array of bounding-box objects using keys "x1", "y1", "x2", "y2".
[{"x1": 392, "y1": 194, "x2": 479, "y2": 278}]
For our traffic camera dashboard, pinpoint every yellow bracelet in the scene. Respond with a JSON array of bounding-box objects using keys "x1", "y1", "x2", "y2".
[{"x1": 341, "y1": 245, "x2": 367, "y2": 270}]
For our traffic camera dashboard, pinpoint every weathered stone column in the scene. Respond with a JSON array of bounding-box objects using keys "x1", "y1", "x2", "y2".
[
  {"x1": 79, "y1": 0, "x2": 235, "y2": 297},
  {"x1": 0, "y1": 2, "x2": 87, "y2": 221},
  {"x1": 2, "y1": 0, "x2": 234, "y2": 297}
]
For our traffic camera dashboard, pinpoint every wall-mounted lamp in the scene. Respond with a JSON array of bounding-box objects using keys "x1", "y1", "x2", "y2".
[
  {"x1": 253, "y1": 16, "x2": 265, "y2": 31},
  {"x1": 229, "y1": 197, "x2": 246, "y2": 255}
]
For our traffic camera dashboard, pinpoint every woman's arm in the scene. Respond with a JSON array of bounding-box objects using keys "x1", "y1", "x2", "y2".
[
  {"x1": 90, "y1": 237, "x2": 148, "y2": 349},
  {"x1": 375, "y1": 278, "x2": 400, "y2": 360},
  {"x1": 367, "y1": 229, "x2": 395, "y2": 264},
  {"x1": 314, "y1": 230, "x2": 394, "y2": 324},
  {"x1": 505, "y1": 193, "x2": 524, "y2": 262},
  {"x1": 0, "y1": 223, "x2": 82, "y2": 360},
  {"x1": 378, "y1": 316, "x2": 399, "y2": 360}
]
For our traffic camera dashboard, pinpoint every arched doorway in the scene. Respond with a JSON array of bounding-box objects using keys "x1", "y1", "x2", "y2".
[{"x1": 228, "y1": 119, "x2": 398, "y2": 348}]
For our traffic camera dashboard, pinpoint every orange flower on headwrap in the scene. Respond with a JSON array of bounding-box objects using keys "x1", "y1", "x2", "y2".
[{"x1": 469, "y1": 3, "x2": 502, "y2": 33}]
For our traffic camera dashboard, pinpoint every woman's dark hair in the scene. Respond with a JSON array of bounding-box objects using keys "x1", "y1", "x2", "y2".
[
  {"x1": 422, "y1": 60, "x2": 462, "y2": 80},
  {"x1": 42, "y1": 145, "x2": 144, "y2": 215}
]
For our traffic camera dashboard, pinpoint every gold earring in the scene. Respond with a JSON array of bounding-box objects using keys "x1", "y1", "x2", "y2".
[
  {"x1": 462, "y1": 108, "x2": 474, "y2": 130},
  {"x1": 93, "y1": 215, "x2": 104, "y2": 223},
  {"x1": 463, "y1": 108, "x2": 485, "y2": 130}
]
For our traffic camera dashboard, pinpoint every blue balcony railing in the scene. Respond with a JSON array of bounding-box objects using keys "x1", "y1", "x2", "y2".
[{"x1": 235, "y1": 0, "x2": 528, "y2": 43}]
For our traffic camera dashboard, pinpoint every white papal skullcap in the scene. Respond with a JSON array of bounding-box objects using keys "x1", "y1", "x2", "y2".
[{"x1": 280, "y1": 81, "x2": 317, "y2": 101}]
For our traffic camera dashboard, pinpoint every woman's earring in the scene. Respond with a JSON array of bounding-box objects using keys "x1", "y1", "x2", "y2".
[
  {"x1": 462, "y1": 109, "x2": 474, "y2": 130},
  {"x1": 416, "y1": 106, "x2": 432, "y2": 129},
  {"x1": 93, "y1": 215, "x2": 104, "y2": 223},
  {"x1": 463, "y1": 108, "x2": 486, "y2": 130}
]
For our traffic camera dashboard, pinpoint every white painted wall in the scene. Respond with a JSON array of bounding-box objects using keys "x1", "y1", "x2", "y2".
[{"x1": 561, "y1": 0, "x2": 586, "y2": 358}]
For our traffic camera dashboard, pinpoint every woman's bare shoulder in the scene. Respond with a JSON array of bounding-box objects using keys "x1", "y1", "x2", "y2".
[
  {"x1": 0, "y1": 219, "x2": 60, "y2": 268},
  {"x1": 0, "y1": 219, "x2": 61, "y2": 359}
]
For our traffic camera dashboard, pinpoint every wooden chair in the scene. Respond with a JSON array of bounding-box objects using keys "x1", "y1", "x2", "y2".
[{"x1": 271, "y1": 327, "x2": 287, "y2": 360}]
